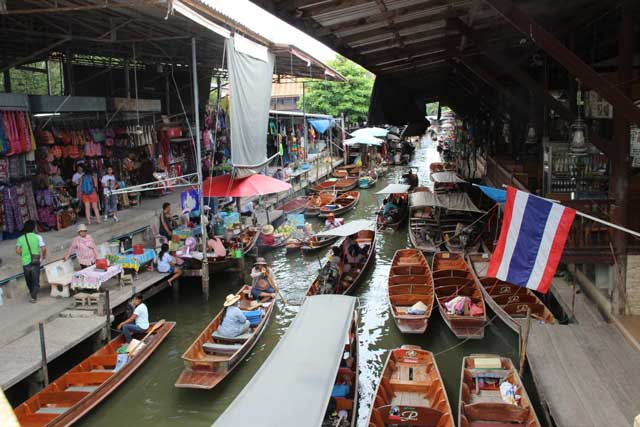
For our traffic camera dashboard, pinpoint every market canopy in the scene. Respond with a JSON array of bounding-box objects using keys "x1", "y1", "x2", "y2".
[
  {"x1": 431, "y1": 171, "x2": 467, "y2": 184},
  {"x1": 350, "y1": 127, "x2": 389, "y2": 138},
  {"x1": 376, "y1": 184, "x2": 411, "y2": 194},
  {"x1": 214, "y1": 295, "x2": 356, "y2": 427},
  {"x1": 202, "y1": 173, "x2": 291, "y2": 197},
  {"x1": 315, "y1": 219, "x2": 376, "y2": 237},
  {"x1": 410, "y1": 191, "x2": 483, "y2": 213},
  {"x1": 474, "y1": 184, "x2": 507, "y2": 204},
  {"x1": 343, "y1": 135, "x2": 384, "y2": 146},
  {"x1": 308, "y1": 119, "x2": 333, "y2": 133}
]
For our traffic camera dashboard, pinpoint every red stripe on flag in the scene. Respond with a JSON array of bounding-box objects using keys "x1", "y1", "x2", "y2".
[
  {"x1": 488, "y1": 186, "x2": 516, "y2": 277},
  {"x1": 536, "y1": 206, "x2": 576, "y2": 293}
]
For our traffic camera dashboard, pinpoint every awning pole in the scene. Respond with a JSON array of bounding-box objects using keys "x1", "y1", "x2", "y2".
[{"x1": 192, "y1": 37, "x2": 210, "y2": 299}]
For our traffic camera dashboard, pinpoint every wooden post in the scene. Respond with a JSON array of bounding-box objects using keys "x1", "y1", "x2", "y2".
[
  {"x1": 38, "y1": 322, "x2": 49, "y2": 386},
  {"x1": 104, "y1": 290, "x2": 111, "y2": 342},
  {"x1": 570, "y1": 281, "x2": 577, "y2": 321},
  {"x1": 519, "y1": 308, "x2": 531, "y2": 377}
]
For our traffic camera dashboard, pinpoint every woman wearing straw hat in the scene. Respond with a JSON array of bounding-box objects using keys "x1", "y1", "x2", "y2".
[
  {"x1": 64, "y1": 224, "x2": 98, "y2": 269},
  {"x1": 217, "y1": 294, "x2": 250, "y2": 338},
  {"x1": 250, "y1": 257, "x2": 275, "y2": 300}
]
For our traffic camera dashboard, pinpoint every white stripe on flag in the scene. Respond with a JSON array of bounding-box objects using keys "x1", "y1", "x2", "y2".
[
  {"x1": 526, "y1": 203, "x2": 565, "y2": 290},
  {"x1": 497, "y1": 190, "x2": 529, "y2": 280}
]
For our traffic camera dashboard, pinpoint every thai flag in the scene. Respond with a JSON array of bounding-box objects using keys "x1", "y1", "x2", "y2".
[{"x1": 487, "y1": 186, "x2": 576, "y2": 294}]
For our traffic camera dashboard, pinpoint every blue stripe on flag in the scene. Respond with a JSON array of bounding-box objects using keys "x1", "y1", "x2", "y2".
[{"x1": 506, "y1": 194, "x2": 552, "y2": 286}]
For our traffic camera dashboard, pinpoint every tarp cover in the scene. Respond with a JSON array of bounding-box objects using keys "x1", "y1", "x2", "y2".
[
  {"x1": 343, "y1": 135, "x2": 383, "y2": 146},
  {"x1": 226, "y1": 36, "x2": 275, "y2": 169},
  {"x1": 309, "y1": 118, "x2": 332, "y2": 133},
  {"x1": 410, "y1": 191, "x2": 483, "y2": 213},
  {"x1": 475, "y1": 184, "x2": 507, "y2": 204},
  {"x1": 214, "y1": 295, "x2": 356, "y2": 427},
  {"x1": 431, "y1": 171, "x2": 466, "y2": 184},
  {"x1": 376, "y1": 184, "x2": 411, "y2": 194},
  {"x1": 315, "y1": 219, "x2": 376, "y2": 237}
]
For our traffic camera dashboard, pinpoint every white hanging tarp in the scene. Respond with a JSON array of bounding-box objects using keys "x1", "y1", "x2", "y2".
[{"x1": 226, "y1": 35, "x2": 274, "y2": 172}]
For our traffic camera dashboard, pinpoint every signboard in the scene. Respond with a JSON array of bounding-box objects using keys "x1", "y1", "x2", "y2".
[{"x1": 584, "y1": 90, "x2": 613, "y2": 119}]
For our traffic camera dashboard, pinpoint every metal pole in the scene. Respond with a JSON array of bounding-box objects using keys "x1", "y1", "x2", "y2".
[
  {"x1": 105, "y1": 290, "x2": 111, "y2": 341},
  {"x1": 38, "y1": 322, "x2": 49, "y2": 386},
  {"x1": 303, "y1": 81, "x2": 308, "y2": 163},
  {"x1": 519, "y1": 308, "x2": 531, "y2": 377},
  {"x1": 192, "y1": 37, "x2": 210, "y2": 300}
]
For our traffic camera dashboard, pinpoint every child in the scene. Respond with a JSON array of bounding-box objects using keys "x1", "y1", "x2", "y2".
[{"x1": 156, "y1": 243, "x2": 182, "y2": 286}]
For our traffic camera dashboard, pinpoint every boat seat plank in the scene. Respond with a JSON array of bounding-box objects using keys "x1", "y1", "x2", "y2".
[
  {"x1": 202, "y1": 342, "x2": 241, "y2": 355},
  {"x1": 211, "y1": 330, "x2": 252, "y2": 343},
  {"x1": 66, "y1": 385, "x2": 99, "y2": 392},
  {"x1": 390, "y1": 391, "x2": 430, "y2": 407},
  {"x1": 36, "y1": 406, "x2": 71, "y2": 414}
]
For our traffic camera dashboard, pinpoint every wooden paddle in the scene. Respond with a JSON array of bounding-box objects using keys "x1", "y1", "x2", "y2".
[
  {"x1": 127, "y1": 319, "x2": 165, "y2": 356},
  {"x1": 263, "y1": 269, "x2": 287, "y2": 305}
]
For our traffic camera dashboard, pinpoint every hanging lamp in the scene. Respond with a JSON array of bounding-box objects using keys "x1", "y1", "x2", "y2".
[
  {"x1": 569, "y1": 80, "x2": 589, "y2": 156},
  {"x1": 525, "y1": 122, "x2": 537, "y2": 144}
]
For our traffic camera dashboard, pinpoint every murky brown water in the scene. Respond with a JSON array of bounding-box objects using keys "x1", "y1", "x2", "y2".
[{"x1": 76, "y1": 138, "x2": 544, "y2": 427}]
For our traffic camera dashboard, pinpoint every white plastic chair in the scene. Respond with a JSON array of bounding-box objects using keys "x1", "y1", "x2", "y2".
[{"x1": 45, "y1": 259, "x2": 75, "y2": 298}]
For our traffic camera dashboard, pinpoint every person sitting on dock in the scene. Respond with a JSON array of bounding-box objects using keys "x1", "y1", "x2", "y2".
[
  {"x1": 250, "y1": 258, "x2": 276, "y2": 300},
  {"x1": 118, "y1": 293, "x2": 149, "y2": 343},
  {"x1": 217, "y1": 294, "x2": 250, "y2": 338},
  {"x1": 156, "y1": 243, "x2": 182, "y2": 286}
]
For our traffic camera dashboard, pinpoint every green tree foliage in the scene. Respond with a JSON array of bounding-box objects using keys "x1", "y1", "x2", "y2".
[
  {"x1": 298, "y1": 56, "x2": 373, "y2": 124},
  {"x1": 2, "y1": 61, "x2": 64, "y2": 95}
]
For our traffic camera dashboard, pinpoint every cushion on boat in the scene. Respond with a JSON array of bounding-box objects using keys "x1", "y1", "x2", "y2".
[
  {"x1": 202, "y1": 342, "x2": 241, "y2": 355},
  {"x1": 211, "y1": 330, "x2": 252, "y2": 342}
]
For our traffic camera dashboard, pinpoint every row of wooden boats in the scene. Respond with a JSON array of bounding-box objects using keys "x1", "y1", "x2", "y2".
[
  {"x1": 388, "y1": 249, "x2": 556, "y2": 338},
  {"x1": 367, "y1": 348, "x2": 540, "y2": 427}
]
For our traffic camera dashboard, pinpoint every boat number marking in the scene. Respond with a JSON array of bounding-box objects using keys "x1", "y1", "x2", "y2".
[
  {"x1": 507, "y1": 295, "x2": 520, "y2": 303},
  {"x1": 516, "y1": 304, "x2": 529, "y2": 313},
  {"x1": 401, "y1": 411, "x2": 418, "y2": 421},
  {"x1": 499, "y1": 286, "x2": 511, "y2": 294}
]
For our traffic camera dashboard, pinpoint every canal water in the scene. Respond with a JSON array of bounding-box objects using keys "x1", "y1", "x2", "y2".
[{"x1": 77, "y1": 138, "x2": 546, "y2": 427}]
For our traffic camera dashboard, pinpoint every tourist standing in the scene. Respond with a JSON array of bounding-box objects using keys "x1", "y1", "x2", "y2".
[
  {"x1": 101, "y1": 166, "x2": 119, "y2": 222},
  {"x1": 15, "y1": 220, "x2": 46, "y2": 303},
  {"x1": 64, "y1": 224, "x2": 98, "y2": 269},
  {"x1": 80, "y1": 167, "x2": 101, "y2": 224}
]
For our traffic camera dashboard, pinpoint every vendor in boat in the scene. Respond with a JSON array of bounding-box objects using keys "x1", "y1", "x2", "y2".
[
  {"x1": 118, "y1": 293, "x2": 149, "y2": 343},
  {"x1": 325, "y1": 213, "x2": 341, "y2": 230},
  {"x1": 250, "y1": 258, "x2": 276, "y2": 300},
  {"x1": 403, "y1": 169, "x2": 419, "y2": 188},
  {"x1": 383, "y1": 197, "x2": 399, "y2": 219},
  {"x1": 217, "y1": 294, "x2": 251, "y2": 338}
]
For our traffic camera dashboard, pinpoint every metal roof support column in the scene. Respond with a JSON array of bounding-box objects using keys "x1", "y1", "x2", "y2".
[
  {"x1": 611, "y1": 0, "x2": 634, "y2": 315},
  {"x1": 482, "y1": 0, "x2": 640, "y2": 127}
]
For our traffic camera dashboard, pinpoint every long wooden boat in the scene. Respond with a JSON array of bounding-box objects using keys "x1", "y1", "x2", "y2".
[
  {"x1": 309, "y1": 178, "x2": 358, "y2": 194},
  {"x1": 318, "y1": 191, "x2": 360, "y2": 217},
  {"x1": 300, "y1": 234, "x2": 340, "y2": 252},
  {"x1": 388, "y1": 249, "x2": 434, "y2": 334},
  {"x1": 466, "y1": 253, "x2": 556, "y2": 333},
  {"x1": 257, "y1": 232, "x2": 291, "y2": 251},
  {"x1": 377, "y1": 194, "x2": 409, "y2": 230},
  {"x1": 429, "y1": 161, "x2": 456, "y2": 174},
  {"x1": 304, "y1": 191, "x2": 335, "y2": 217},
  {"x1": 279, "y1": 196, "x2": 308, "y2": 215},
  {"x1": 409, "y1": 188, "x2": 441, "y2": 253},
  {"x1": 14, "y1": 321, "x2": 175, "y2": 427},
  {"x1": 175, "y1": 285, "x2": 276, "y2": 389},
  {"x1": 237, "y1": 228, "x2": 260, "y2": 256},
  {"x1": 432, "y1": 252, "x2": 487, "y2": 339},
  {"x1": 367, "y1": 345, "x2": 454, "y2": 427},
  {"x1": 214, "y1": 295, "x2": 358, "y2": 427},
  {"x1": 333, "y1": 168, "x2": 360, "y2": 179},
  {"x1": 306, "y1": 228, "x2": 376, "y2": 296},
  {"x1": 358, "y1": 172, "x2": 378, "y2": 189},
  {"x1": 459, "y1": 354, "x2": 541, "y2": 427}
]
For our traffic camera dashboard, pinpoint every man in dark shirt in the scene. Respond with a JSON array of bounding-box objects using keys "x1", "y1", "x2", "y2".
[{"x1": 159, "y1": 202, "x2": 174, "y2": 239}]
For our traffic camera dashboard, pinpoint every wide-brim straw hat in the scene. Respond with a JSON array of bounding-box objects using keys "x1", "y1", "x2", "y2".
[
  {"x1": 77, "y1": 224, "x2": 88, "y2": 232},
  {"x1": 254, "y1": 257, "x2": 268, "y2": 266},
  {"x1": 224, "y1": 294, "x2": 241, "y2": 307},
  {"x1": 262, "y1": 224, "x2": 274, "y2": 235}
]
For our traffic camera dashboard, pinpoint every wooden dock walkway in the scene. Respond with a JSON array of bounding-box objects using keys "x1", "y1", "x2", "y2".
[{"x1": 526, "y1": 277, "x2": 640, "y2": 426}]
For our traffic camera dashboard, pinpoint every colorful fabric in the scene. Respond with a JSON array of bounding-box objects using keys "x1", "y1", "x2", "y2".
[
  {"x1": 71, "y1": 264, "x2": 122, "y2": 290},
  {"x1": 488, "y1": 186, "x2": 576, "y2": 294},
  {"x1": 112, "y1": 248, "x2": 156, "y2": 272}
]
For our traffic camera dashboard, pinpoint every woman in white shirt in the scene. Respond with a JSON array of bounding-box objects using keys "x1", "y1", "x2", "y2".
[{"x1": 156, "y1": 243, "x2": 182, "y2": 286}]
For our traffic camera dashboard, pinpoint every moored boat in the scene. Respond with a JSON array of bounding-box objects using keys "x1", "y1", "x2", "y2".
[
  {"x1": 238, "y1": 227, "x2": 261, "y2": 257},
  {"x1": 333, "y1": 166, "x2": 360, "y2": 179},
  {"x1": 466, "y1": 253, "x2": 556, "y2": 333},
  {"x1": 388, "y1": 249, "x2": 434, "y2": 334},
  {"x1": 367, "y1": 345, "x2": 455, "y2": 427},
  {"x1": 309, "y1": 178, "x2": 358, "y2": 194},
  {"x1": 458, "y1": 354, "x2": 541, "y2": 427},
  {"x1": 300, "y1": 234, "x2": 340, "y2": 252},
  {"x1": 175, "y1": 285, "x2": 276, "y2": 389},
  {"x1": 279, "y1": 196, "x2": 308, "y2": 215},
  {"x1": 306, "y1": 222, "x2": 376, "y2": 296},
  {"x1": 214, "y1": 295, "x2": 359, "y2": 427},
  {"x1": 432, "y1": 252, "x2": 487, "y2": 339},
  {"x1": 358, "y1": 171, "x2": 378, "y2": 189},
  {"x1": 304, "y1": 191, "x2": 335, "y2": 217},
  {"x1": 408, "y1": 188, "x2": 441, "y2": 253},
  {"x1": 14, "y1": 321, "x2": 175, "y2": 427},
  {"x1": 318, "y1": 191, "x2": 360, "y2": 217}
]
